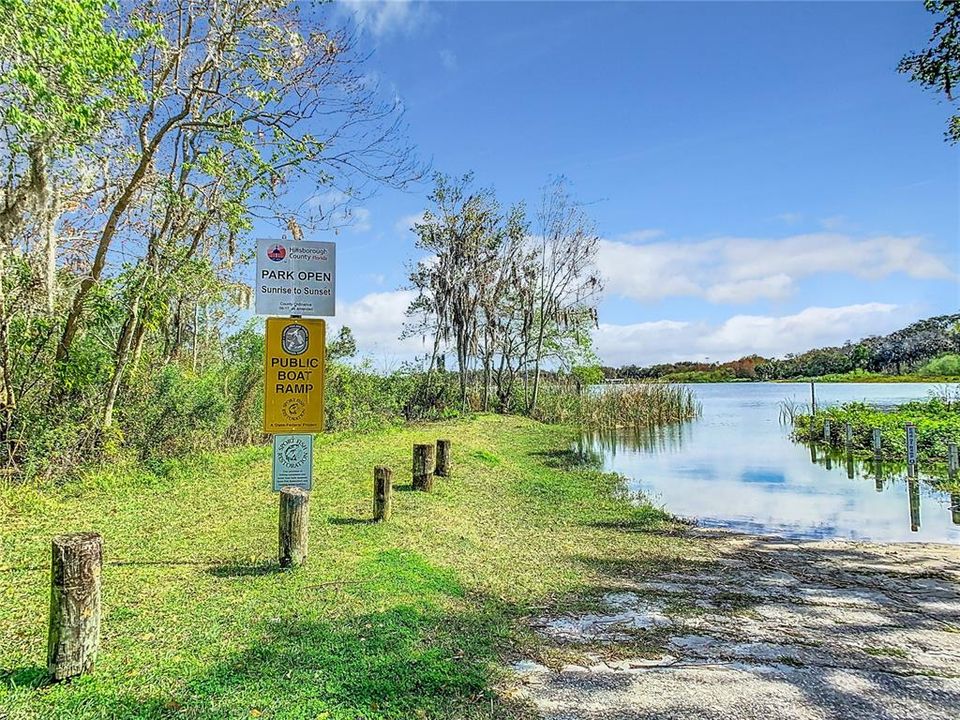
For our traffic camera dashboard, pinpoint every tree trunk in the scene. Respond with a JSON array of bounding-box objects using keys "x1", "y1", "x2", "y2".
[
  {"x1": 103, "y1": 298, "x2": 140, "y2": 429},
  {"x1": 47, "y1": 533, "x2": 102, "y2": 681}
]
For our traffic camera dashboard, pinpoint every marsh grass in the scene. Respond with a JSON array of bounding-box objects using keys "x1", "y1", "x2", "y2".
[{"x1": 534, "y1": 381, "x2": 700, "y2": 429}]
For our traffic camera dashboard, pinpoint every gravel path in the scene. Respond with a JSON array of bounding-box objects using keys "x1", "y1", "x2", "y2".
[{"x1": 511, "y1": 531, "x2": 960, "y2": 719}]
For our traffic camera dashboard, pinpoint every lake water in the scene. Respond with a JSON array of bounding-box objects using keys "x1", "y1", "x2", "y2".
[{"x1": 580, "y1": 383, "x2": 960, "y2": 543}]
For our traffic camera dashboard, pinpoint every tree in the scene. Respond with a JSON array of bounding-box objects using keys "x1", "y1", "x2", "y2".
[
  {"x1": 1, "y1": 1, "x2": 420, "y2": 472},
  {"x1": 405, "y1": 173, "x2": 507, "y2": 410},
  {"x1": 526, "y1": 178, "x2": 602, "y2": 413},
  {"x1": 899, "y1": 1, "x2": 960, "y2": 143}
]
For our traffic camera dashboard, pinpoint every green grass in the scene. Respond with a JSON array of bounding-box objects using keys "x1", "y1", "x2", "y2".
[{"x1": 0, "y1": 415, "x2": 701, "y2": 719}]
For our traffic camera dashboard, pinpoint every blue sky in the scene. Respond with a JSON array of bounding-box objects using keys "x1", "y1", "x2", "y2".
[{"x1": 272, "y1": 1, "x2": 959, "y2": 367}]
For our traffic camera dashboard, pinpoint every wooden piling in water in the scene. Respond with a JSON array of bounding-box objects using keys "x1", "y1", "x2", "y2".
[
  {"x1": 823, "y1": 420, "x2": 831, "y2": 443},
  {"x1": 373, "y1": 466, "x2": 392, "y2": 521},
  {"x1": 949, "y1": 442, "x2": 958, "y2": 477},
  {"x1": 279, "y1": 488, "x2": 309, "y2": 568},
  {"x1": 435, "y1": 439, "x2": 451, "y2": 477},
  {"x1": 844, "y1": 422, "x2": 853, "y2": 449},
  {"x1": 47, "y1": 532, "x2": 102, "y2": 681},
  {"x1": 872, "y1": 428, "x2": 882, "y2": 457},
  {"x1": 412, "y1": 443, "x2": 434, "y2": 491}
]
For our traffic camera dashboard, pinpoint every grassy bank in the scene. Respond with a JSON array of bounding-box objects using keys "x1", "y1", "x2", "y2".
[{"x1": 0, "y1": 415, "x2": 699, "y2": 720}]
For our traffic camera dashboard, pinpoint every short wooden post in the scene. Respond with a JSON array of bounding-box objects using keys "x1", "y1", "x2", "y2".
[
  {"x1": 47, "y1": 532, "x2": 102, "y2": 681},
  {"x1": 373, "y1": 466, "x2": 392, "y2": 521},
  {"x1": 810, "y1": 381, "x2": 817, "y2": 415},
  {"x1": 412, "y1": 443, "x2": 434, "y2": 491},
  {"x1": 435, "y1": 439, "x2": 451, "y2": 477},
  {"x1": 948, "y1": 442, "x2": 958, "y2": 477},
  {"x1": 823, "y1": 419, "x2": 831, "y2": 443},
  {"x1": 279, "y1": 488, "x2": 309, "y2": 568},
  {"x1": 844, "y1": 422, "x2": 853, "y2": 449},
  {"x1": 872, "y1": 428, "x2": 882, "y2": 457}
]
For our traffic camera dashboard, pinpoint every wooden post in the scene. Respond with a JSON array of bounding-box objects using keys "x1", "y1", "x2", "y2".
[
  {"x1": 373, "y1": 466, "x2": 392, "y2": 521},
  {"x1": 823, "y1": 419, "x2": 831, "y2": 443},
  {"x1": 844, "y1": 422, "x2": 853, "y2": 449},
  {"x1": 412, "y1": 443, "x2": 434, "y2": 491},
  {"x1": 810, "y1": 381, "x2": 816, "y2": 416},
  {"x1": 435, "y1": 439, "x2": 451, "y2": 477},
  {"x1": 949, "y1": 442, "x2": 958, "y2": 477},
  {"x1": 872, "y1": 428, "x2": 882, "y2": 457},
  {"x1": 279, "y1": 488, "x2": 309, "y2": 568},
  {"x1": 47, "y1": 532, "x2": 102, "y2": 681}
]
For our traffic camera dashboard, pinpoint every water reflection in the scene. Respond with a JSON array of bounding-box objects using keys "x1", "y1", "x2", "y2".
[{"x1": 581, "y1": 383, "x2": 960, "y2": 543}]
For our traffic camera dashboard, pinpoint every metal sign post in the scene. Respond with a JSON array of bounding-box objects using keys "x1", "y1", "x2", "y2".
[{"x1": 905, "y1": 423, "x2": 918, "y2": 478}]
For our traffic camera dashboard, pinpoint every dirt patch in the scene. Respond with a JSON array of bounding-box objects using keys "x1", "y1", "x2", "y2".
[{"x1": 511, "y1": 530, "x2": 960, "y2": 719}]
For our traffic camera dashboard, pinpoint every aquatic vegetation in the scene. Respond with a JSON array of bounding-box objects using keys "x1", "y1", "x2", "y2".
[{"x1": 533, "y1": 381, "x2": 701, "y2": 429}]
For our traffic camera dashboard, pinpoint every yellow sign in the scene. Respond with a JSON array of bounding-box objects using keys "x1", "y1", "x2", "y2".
[{"x1": 264, "y1": 318, "x2": 325, "y2": 433}]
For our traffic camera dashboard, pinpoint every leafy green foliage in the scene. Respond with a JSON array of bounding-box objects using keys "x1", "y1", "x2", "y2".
[
  {"x1": 0, "y1": 0, "x2": 140, "y2": 144},
  {"x1": 898, "y1": 1, "x2": 960, "y2": 143},
  {"x1": 792, "y1": 389, "x2": 960, "y2": 467}
]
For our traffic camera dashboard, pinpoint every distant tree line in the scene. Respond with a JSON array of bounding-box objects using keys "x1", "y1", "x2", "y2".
[{"x1": 609, "y1": 314, "x2": 960, "y2": 381}]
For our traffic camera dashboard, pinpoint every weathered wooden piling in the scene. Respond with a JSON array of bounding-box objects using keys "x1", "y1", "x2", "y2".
[
  {"x1": 810, "y1": 381, "x2": 817, "y2": 416},
  {"x1": 435, "y1": 439, "x2": 451, "y2": 477},
  {"x1": 373, "y1": 466, "x2": 392, "y2": 521},
  {"x1": 949, "y1": 442, "x2": 958, "y2": 477},
  {"x1": 844, "y1": 422, "x2": 853, "y2": 449},
  {"x1": 823, "y1": 420, "x2": 831, "y2": 443},
  {"x1": 872, "y1": 428, "x2": 882, "y2": 457},
  {"x1": 47, "y1": 532, "x2": 102, "y2": 681},
  {"x1": 279, "y1": 488, "x2": 309, "y2": 568},
  {"x1": 412, "y1": 443, "x2": 434, "y2": 491}
]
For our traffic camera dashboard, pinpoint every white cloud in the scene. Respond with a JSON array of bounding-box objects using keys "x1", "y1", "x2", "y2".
[
  {"x1": 341, "y1": 0, "x2": 433, "y2": 38},
  {"x1": 598, "y1": 232, "x2": 953, "y2": 304},
  {"x1": 439, "y1": 49, "x2": 457, "y2": 72},
  {"x1": 593, "y1": 303, "x2": 908, "y2": 366},
  {"x1": 333, "y1": 289, "x2": 426, "y2": 360},
  {"x1": 394, "y1": 211, "x2": 426, "y2": 235}
]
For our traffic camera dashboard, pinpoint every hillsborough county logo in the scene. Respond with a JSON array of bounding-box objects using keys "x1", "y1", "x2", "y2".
[{"x1": 267, "y1": 243, "x2": 286, "y2": 261}]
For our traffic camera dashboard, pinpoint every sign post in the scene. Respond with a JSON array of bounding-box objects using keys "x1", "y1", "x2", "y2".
[
  {"x1": 905, "y1": 423, "x2": 918, "y2": 478},
  {"x1": 255, "y1": 238, "x2": 335, "y2": 565}
]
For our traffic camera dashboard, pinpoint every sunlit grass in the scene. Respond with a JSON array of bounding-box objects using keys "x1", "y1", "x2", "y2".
[{"x1": 0, "y1": 415, "x2": 699, "y2": 720}]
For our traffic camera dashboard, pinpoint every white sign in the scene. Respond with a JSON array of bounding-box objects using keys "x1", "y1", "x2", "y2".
[
  {"x1": 256, "y1": 239, "x2": 335, "y2": 317},
  {"x1": 906, "y1": 424, "x2": 918, "y2": 468},
  {"x1": 272, "y1": 434, "x2": 313, "y2": 491}
]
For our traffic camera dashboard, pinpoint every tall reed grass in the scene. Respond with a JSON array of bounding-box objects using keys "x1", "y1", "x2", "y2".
[{"x1": 534, "y1": 381, "x2": 701, "y2": 428}]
